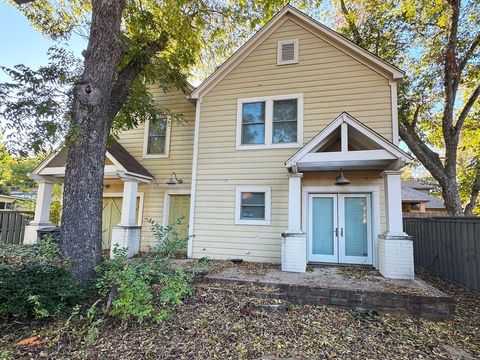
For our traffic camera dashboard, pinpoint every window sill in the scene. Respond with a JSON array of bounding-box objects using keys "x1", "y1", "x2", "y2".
[
  {"x1": 235, "y1": 219, "x2": 271, "y2": 226},
  {"x1": 236, "y1": 143, "x2": 302, "y2": 151},
  {"x1": 143, "y1": 153, "x2": 169, "y2": 159}
]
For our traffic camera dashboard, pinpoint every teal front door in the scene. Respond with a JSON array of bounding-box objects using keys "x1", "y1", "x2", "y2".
[{"x1": 308, "y1": 193, "x2": 372, "y2": 265}]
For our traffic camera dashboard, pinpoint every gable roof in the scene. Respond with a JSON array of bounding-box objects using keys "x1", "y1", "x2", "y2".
[
  {"x1": 32, "y1": 140, "x2": 153, "y2": 181},
  {"x1": 190, "y1": 5, "x2": 404, "y2": 99},
  {"x1": 401, "y1": 185, "x2": 445, "y2": 209},
  {"x1": 285, "y1": 112, "x2": 412, "y2": 169}
]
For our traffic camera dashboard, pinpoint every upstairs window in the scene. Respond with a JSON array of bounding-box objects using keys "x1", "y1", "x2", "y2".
[
  {"x1": 143, "y1": 117, "x2": 171, "y2": 158},
  {"x1": 277, "y1": 39, "x2": 298, "y2": 65},
  {"x1": 273, "y1": 99, "x2": 298, "y2": 144},
  {"x1": 237, "y1": 94, "x2": 303, "y2": 150},
  {"x1": 242, "y1": 102, "x2": 265, "y2": 145}
]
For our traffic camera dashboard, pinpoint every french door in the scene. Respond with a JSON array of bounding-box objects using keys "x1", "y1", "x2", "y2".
[{"x1": 308, "y1": 193, "x2": 372, "y2": 265}]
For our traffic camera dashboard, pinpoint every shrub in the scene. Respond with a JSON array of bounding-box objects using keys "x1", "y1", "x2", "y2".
[
  {"x1": 0, "y1": 237, "x2": 85, "y2": 319},
  {"x1": 94, "y1": 219, "x2": 200, "y2": 323}
]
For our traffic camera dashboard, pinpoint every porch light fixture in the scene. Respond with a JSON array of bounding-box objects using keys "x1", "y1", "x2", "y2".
[
  {"x1": 166, "y1": 171, "x2": 183, "y2": 185},
  {"x1": 335, "y1": 169, "x2": 351, "y2": 186}
]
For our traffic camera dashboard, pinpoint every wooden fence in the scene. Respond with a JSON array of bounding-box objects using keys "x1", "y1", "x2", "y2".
[
  {"x1": 404, "y1": 217, "x2": 480, "y2": 293},
  {"x1": 0, "y1": 210, "x2": 34, "y2": 245}
]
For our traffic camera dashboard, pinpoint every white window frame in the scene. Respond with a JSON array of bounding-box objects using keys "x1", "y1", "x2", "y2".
[
  {"x1": 277, "y1": 39, "x2": 299, "y2": 65},
  {"x1": 236, "y1": 93, "x2": 303, "y2": 150},
  {"x1": 143, "y1": 117, "x2": 172, "y2": 159},
  {"x1": 235, "y1": 186, "x2": 272, "y2": 226}
]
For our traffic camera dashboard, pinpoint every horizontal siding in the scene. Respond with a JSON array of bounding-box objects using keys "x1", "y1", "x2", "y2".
[
  {"x1": 113, "y1": 87, "x2": 195, "y2": 250},
  {"x1": 193, "y1": 17, "x2": 392, "y2": 261}
]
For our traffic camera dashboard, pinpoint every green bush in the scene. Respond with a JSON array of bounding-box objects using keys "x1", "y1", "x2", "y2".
[
  {"x1": 0, "y1": 237, "x2": 85, "y2": 319},
  {"x1": 94, "y1": 219, "x2": 199, "y2": 323}
]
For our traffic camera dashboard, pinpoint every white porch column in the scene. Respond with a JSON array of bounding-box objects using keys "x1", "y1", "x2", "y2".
[
  {"x1": 111, "y1": 180, "x2": 141, "y2": 258},
  {"x1": 120, "y1": 180, "x2": 138, "y2": 226},
  {"x1": 378, "y1": 170, "x2": 414, "y2": 280},
  {"x1": 24, "y1": 181, "x2": 55, "y2": 244},
  {"x1": 282, "y1": 173, "x2": 307, "y2": 273},
  {"x1": 382, "y1": 170, "x2": 404, "y2": 235},
  {"x1": 287, "y1": 173, "x2": 303, "y2": 232}
]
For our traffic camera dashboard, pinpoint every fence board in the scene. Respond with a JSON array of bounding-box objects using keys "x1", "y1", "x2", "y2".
[
  {"x1": 404, "y1": 217, "x2": 480, "y2": 294},
  {"x1": 0, "y1": 211, "x2": 34, "y2": 245}
]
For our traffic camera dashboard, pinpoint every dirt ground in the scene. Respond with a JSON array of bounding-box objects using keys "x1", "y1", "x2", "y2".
[{"x1": 1, "y1": 267, "x2": 479, "y2": 359}]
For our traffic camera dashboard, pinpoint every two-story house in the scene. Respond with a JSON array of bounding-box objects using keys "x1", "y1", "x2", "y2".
[{"x1": 25, "y1": 5, "x2": 414, "y2": 279}]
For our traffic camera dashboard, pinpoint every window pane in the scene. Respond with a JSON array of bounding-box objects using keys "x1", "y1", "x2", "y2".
[
  {"x1": 273, "y1": 99, "x2": 297, "y2": 122},
  {"x1": 241, "y1": 192, "x2": 265, "y2": 205},
  {"x1": 242, "y1": 102, "x2": 265, "y2": 124},
  {"x1": 147, "y1": 117, "x2": 167, "y2": 154},
  {"x1": 242, "y1": 124, "x2": 265, "y2": 144},
  {"x1": 149, "y1": 117, "x2": 167, "y2": 136},
  {"x1": 345, "y1": 197, "x2": 368, "y2": 257},
  {"x1": 273, "y1": 121, "x2": 297, "y2": 143},
  {"x1": 240, "y1": 205, "x2": 265, "y2": 219},
  {"x1": 147, "y1": 135, "x2": 166, "y2": 154},
  {"x1": 312, "y1": 197, "x2": 334, "y2": 255}
]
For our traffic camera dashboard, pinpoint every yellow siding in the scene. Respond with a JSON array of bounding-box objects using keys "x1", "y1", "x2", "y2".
[
  {"x1": 192, "y1": 17, "x2": 392, "y2": 261},
  {"x1": 112, "y1": 87, "x2": 195, "y2": 250}
]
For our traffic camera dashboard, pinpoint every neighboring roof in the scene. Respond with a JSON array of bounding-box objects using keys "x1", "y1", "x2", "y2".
[
  {"x1": 0, "y1": 194, "x2": 21, "y2": 201},
  {"x1": 285, "y1": 112, "x2": 413, "y2": 169},
  {"x1": 190, "y1": 5, "x2": 404, "y2": 99},
  {"x1": 401, "y1": 185, "x2": 445, "y2": 209},
  {"x1": 402, "y1": 180, "x2": 432, "y2": 191},
  {"x1": 107, "y1": 141, "x2": 153, "y2": 179},
  {"x1": 32, "y1": 140, "x2": 153, "y2": 181}
]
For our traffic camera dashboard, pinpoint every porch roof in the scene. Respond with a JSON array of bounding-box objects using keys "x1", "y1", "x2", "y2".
[
  {"x1": 31, "y1": 140, "x2": 154, "y2": 183},
  {"x1": 285, "y1": 112, "x2": 413, "y2": 172}
]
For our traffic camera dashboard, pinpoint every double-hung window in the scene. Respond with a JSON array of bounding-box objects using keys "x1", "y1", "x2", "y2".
[
  {"x1": 143, "y1": 116, "x2": 171, "y2": 158},
  {"x1": 235, "y1": 186, "x2": 271, "y2": 225},
  {"x1": 237, "y1": 94, "x2": 303, "y2": 149}
]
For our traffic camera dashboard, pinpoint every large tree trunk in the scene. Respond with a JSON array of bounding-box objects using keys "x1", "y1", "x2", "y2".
[{"x1": 61, "y1": 0, "x2": 127, "y2": 281}]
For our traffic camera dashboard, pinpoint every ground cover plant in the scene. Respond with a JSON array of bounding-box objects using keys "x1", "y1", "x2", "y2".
[
  {"x1": 0, "y1": 236, "x2": 86, "y2": 319},
  {"x1": 0, "y1": 262, "x2": 478, "y2": 359}
]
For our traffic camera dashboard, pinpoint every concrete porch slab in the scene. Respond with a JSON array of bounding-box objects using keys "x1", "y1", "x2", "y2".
[{"x1": 198, "y1": 262, "x2": 455, "y2": 319}]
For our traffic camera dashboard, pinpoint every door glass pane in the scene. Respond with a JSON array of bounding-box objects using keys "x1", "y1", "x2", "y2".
[
  {"x1": 312, "y1": 197, "x2": 334, "y2": 255},
  {"x1": 344, "y1": 197, "x2": 368, "y2": 257}
]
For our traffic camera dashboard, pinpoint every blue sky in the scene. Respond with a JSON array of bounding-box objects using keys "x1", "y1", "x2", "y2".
[{"x1": 0, "y1": 2, "x2": 87, "y2": 82}]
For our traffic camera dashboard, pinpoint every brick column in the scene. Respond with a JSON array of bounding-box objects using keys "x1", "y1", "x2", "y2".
[{"x1": 378, "y1": 170, "x2": 414, "y2": 280}]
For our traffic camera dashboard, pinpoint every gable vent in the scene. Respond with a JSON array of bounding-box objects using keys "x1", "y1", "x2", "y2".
[{"x1": 277, "y1": 39, "x2": 298, "y2": 65}]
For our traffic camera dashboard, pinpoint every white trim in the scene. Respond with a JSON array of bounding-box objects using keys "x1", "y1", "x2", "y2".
[
  {"x1": 142, "y1": 117, "x2": 172, "y2": 159},
  {"x1": 102, "y1": 192, "x2": 145, "y2": 227},
  {"x1": 190, "y1": 5, "x2": 403, "y2": 99},
  {"x1": 286, "y1": 112, "x2": 412, "y2": 168},
  {"x1": 31, "y1": 146, "x2": 64, "y2": 176},
  {"x1": 341, "y1": 122, "x2": 348, "y2": 152},
  {"x1": 235, "y1": 186, "x2": 272, "y2": 226},
  {"x1": 188, "y1": 97, "x2": 202, "y2": 258},
  {"x1": 389, "y1": 80, "x2": 399, "y2": 145},
  {"x1": 105, "y1": 151, "x2": 127, "y2": 172},
  {"x1": 236, "y1": 93, "x2": 304, "y2": 150},
  {"x1": 277, "y1": 39, "x2": 299, "y2": 65},
  {"x1": 302, "y1": 185, "x2": 381, "y2": 269},
  {"x1": 162, "y1": 189, "x2": 191, "y2": 227}
]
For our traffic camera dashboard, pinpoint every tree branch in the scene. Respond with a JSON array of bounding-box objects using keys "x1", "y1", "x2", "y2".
[
  {"x1": 454, "y1": 82, "x2": 480, "y2": 132},
  {"x1": 340, "y1": 0, "x2": 364, "y2": 47},
  {"x1": 399, "y1": 122, "x2": 446, "y2": 182},
  {"x1": 107, "y1": 34, "x2": 169, "y2": 121},
  {"x1": 459, "y1": 32, "x2": 480, "y2": 72},
  {"x1": 464, "y1": 168, "x2": 480, "y2": 215}
]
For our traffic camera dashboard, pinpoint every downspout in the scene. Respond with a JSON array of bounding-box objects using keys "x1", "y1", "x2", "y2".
[{"x1": 187, "y1": 95, "x2": 202, "y2": 258}]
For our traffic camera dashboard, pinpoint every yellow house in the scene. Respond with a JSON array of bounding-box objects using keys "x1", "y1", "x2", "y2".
[{"x1": 26, "y1": 6, "x2": 414, "y2": 279}]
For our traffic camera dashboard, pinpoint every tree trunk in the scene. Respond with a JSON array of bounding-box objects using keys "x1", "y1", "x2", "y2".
[{"x1": 60, "y1": 0, "x2": 127, "y2": 281}]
